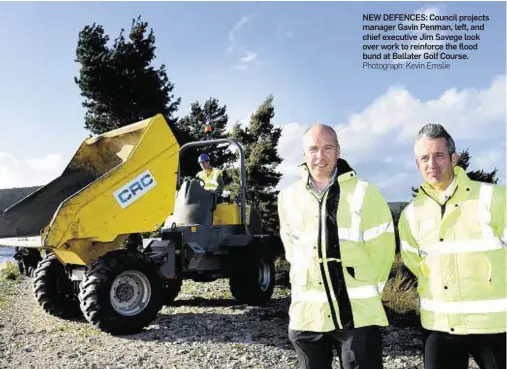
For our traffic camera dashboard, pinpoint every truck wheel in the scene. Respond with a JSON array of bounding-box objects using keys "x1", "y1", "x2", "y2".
[
  {"x1": 33, "y1": 253, "x2": 81, "y2": 319},
  {"x1": 78, "y1": 250, "x2": 164, "y2": 335},
  {"x1": 230, "y1": 256, "x2": 275, "y2": 306}
]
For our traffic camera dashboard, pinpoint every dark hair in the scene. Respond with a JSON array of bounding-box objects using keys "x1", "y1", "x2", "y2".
[{"x1": 415, "y1": 123, "x2": 456, "y2": 155}]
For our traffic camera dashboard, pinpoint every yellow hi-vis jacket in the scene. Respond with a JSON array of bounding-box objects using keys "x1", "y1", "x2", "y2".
[
  {"x1": 196, "y1": 168, "x2": 223, "y2": 192},
  {"x1": 277, "y1": 159, "x2": 396, "y2": 332},
  {"x1": 399, "y1": 166, "x2": 506, "y2": 335}
]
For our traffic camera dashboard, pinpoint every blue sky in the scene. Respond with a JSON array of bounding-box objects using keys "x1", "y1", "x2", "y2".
[{"x1": 0, "y1": 1, "x2": 505, "y2": 202}]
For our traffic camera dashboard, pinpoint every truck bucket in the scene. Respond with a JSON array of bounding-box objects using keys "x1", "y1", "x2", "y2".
[
  {"x1": 0, "y1": 114, "x2": 180, "y2": 264},
  {"x1": 0, "y1": 163, "x2": 98, "y2": 239}
]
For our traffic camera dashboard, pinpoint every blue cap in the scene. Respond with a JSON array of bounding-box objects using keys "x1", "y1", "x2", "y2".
[{"x1": 198, "y1": 154, "x2": 210, "y2": 163}]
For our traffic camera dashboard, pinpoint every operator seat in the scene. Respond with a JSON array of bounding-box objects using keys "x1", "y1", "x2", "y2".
[{"x1": 167, "y1": 178, "x2": 214, "y2": 226}]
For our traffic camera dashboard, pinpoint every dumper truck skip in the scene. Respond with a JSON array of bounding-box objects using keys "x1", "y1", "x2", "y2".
[{"x1": 0, "y1": 114, "x2": 282, "y2": 335}]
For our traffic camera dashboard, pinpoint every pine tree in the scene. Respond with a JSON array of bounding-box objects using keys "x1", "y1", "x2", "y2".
[
  {"x1": 228, "y1": 95, "x2": 283, "y2": 233},
  {"x1": 74, "y1": 16, "x2": 182, "y2": 137},
  {"x1": 178, "y1": 98, "x2": 235, "y2": 178}
]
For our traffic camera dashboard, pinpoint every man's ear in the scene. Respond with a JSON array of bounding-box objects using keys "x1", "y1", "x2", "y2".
[
  {"x1": 451, "y1": 152, "x2": 459, "y2": 167},
  {"x1": 415, "y1": 158, "x2": 420, "y2": 171}
]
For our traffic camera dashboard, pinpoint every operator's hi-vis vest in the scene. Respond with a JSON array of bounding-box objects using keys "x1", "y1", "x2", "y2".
[
  {"x1": 399, "y1": 166, "x2": 507, "y2": 335},
  {"x1": 197, "y1": 168, "x2": 222, "y2": 191},
  {"x1": 277, "y1": 159, "x2": 396, "y2": 332}
]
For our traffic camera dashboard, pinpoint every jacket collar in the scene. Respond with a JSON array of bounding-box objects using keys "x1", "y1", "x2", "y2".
[{"x1": 417, "y1": 166, "x2": 472, "y2": 198}]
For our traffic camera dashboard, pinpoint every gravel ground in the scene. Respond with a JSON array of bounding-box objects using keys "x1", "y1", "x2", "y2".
[{"x1": 0, "y1": 276, "x2": 479, "y2": 369}]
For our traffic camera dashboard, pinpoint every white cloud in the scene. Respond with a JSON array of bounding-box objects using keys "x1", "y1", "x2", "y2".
[
  {"x1": 227, "y1": 14, "x2": 257, "y2": 54},
  {"x1": 0, "y1": 153, "x2": 19, "y2": 188},
  {"x1": 0, "y1": 167, "x2": 15, "y2": 189},
  {"x1": 0, "y1": 153, "x2": 18, "y2": 166},
  {"x1": 227, "y1": 15, "x2": 260, "y2": 70},
  {"x1": 234, "y1": 51, "x2": 259, "y2": 70},
  {"x1": 26, "y1": 153, "x2": 63, "y2": 172},
  {"x1": 0, "y1": 152, "x2": 66, "y2": 189},
  {"x1": 276, "y1": 74, "x2": 506, "y2": 200},
  {"x1": 234, "y1": 64, "x2": 248, "y2": 71},
  {"x1": 473, "y1": 147, "x2": 504, "y2": 171},
  {"x1": 336, "y1": 75, "x2": 505, "y2": 163},
  {"x1": 239, "y1": 110, "x2": 256, "y2": 127},
  {"x1": 240, "y1": 51, "x2": 258, "y2": 64},
  {"x1": 278, "y1": 122, "x2": 307, "y2": 178}
]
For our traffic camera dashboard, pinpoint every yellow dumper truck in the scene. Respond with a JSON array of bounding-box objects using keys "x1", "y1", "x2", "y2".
[{"x1": 0, "y1": 114, "x2": 281, "y2": 335}]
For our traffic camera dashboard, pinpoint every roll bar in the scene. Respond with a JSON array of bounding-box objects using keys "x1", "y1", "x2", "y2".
[{"x1": 177, "y1": 139, "x2": 248, "y2": 227}]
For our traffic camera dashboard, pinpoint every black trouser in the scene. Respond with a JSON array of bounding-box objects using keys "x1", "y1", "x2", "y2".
[
  {"x1": 289, "y1": 326, "x2": 383, "y2": 369},
  {"x1": 424, "y1": 330, "x2": 506, "y2": 369}
]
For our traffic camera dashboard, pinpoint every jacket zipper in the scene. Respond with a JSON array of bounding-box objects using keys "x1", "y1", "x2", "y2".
[
  {"x1": 419, "y1": 185, "x2": 459, "y2": 220},
  {"x1": 310, "y1": 189, "x2": 341, "y2": 329},
  {"x1": 419, "y1": 184, "x2": 463, "y2": 320}
]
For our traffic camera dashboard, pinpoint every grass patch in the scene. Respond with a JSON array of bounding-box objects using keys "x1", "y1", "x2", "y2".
[
  {"x1": 0, "y1": 262, "x2": 22, "y2": 311},
  {"x1": 390, "y1": 253, "x2": 405, "y2": 275},
  {"x1": 0, "y1": 298, "x2": 9, "y2": 309},
  {"x1": 180, "y1": 280, "x2": 233, "y2": 300},
  {"x1": 52, "y1": 322, "x2": 101, "y2": 336},
  {"x1": 382, "y1": 269, "x2": 419, "y2": 314},
  {"x1": 0, "y1": 261, "x2": 21, "y2": 282},
  {"x1": 382, "y1": 259, "x2": 421, "y2": 327}
]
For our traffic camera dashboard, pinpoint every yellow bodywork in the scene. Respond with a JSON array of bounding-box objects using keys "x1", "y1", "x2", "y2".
[
  {"x1": 213, "y1": 204, "x2": 251, "y2": 225},
  {"x1": 41, "y1": 114, "x2": 180, "y2": 265}
]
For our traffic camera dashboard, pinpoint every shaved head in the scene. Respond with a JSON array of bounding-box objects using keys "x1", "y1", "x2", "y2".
[
  {"x1": 302, "y1": 124, "x2": 340, "y2": 184},
  {"x1": 303, "y1": 124, "x2": 339, "y2": 150}
]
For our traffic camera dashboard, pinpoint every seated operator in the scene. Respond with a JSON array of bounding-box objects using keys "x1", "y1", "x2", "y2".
[{"x1": 196, "y1": 154, "x2": 224, "y2": 196}]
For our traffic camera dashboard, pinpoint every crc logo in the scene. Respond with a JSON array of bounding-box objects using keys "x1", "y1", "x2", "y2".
[{"x1": 113, "y1": 170, "x2": 157, "y2": 209}]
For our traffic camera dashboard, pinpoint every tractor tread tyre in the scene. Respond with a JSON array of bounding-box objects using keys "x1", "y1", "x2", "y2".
[
  {"x1": 78, "y1": 250, "x2": 164, "y2": 335},
  {"x1": 33, "y1": 253, "x2": 81, "y2": 319},
  {"x1": 230, "y1": 255, "x2": 275, "y2": 306}
]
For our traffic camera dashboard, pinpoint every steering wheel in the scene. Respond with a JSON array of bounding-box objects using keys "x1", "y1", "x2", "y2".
[{"x1": 183, "y1": 176, "x2": 205, "y2": 187}]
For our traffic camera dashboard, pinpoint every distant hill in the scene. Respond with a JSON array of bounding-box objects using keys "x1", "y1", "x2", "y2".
[{"x1": 0, "y1": 186, "x2": 42, "y2": 213}]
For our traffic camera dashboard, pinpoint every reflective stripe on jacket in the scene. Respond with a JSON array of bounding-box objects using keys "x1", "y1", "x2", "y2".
[
  {"x1": 399, "y1": 166, "x2": 507, "y2": 335},
  {"x1": 278, "y1": 159, "x2": 396, "y2": 332},
  {"x1": 197, "y1": 168, "x2": 223, "y2": 191}
]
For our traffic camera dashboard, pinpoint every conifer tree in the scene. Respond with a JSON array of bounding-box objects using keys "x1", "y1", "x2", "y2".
[
  {"x1": 178, "y1": 98, "x2": 235, "y2": 177},
  {"x1": 228, "y1": 95, "x2": 283, "y2": 233},
  {"x1": 74, "y1": 16, "x2": 181, "y2": 136}
]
